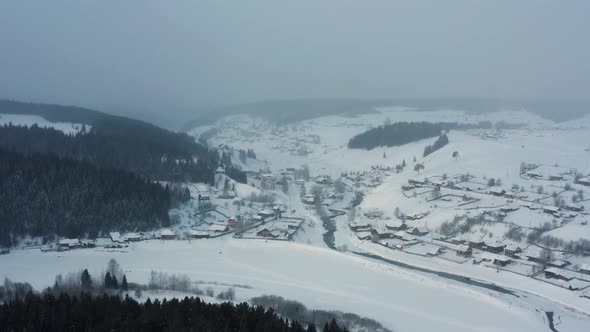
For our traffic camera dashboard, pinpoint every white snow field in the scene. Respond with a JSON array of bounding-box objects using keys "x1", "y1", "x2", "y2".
[
  {"x1": 0, "y1": 238, "x2": 553, "y2": 332},
  {"x1": 0, "y1": 113, "x2": 89, "y2": 134}
]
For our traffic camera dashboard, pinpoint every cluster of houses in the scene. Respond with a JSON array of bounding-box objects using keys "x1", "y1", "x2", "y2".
[{"x1": 254, "y1": 218, "x2": 303, "y2": 240}]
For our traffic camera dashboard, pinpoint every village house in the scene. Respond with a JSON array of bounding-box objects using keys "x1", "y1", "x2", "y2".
[
  {"x1": 123, "y1": 232, "x2": 141, "y2": 242},
  {"x1": 524, "y1": 247, "x2": 549, "y2": 264},
  {"x1": 258, "y1": 209, "x2": 276, "y2": 218},
  {"x1": 256, "y1": 228, "x2": 276, "y2": 238},
  {"x1": 58, "y1": 238, "x2": 81, "y2": 251},
  {"x1": 456, "y1": 244, "x2": 473, "y2": 257},
  {"x1": 385, "y1": 220, "x2": 408, "y2": 231},
  {"x1": 109, "y1": 232, "x2": 122, "y2": 243},
  {"x1": 527, "y1": 171, "x2": 543, "y2": 179},
  {"x1": 348, "y1": 222, "x2": 371, "y2": 232},
  {"x1": 468, "y1": 237, "x2": 485, "y2": 250},
  {"x1": 483, "y1": 241, "x2": 506, "y2": 254},
  {"x1": 261, "y1": 173, "x2": 275, "y2": 190},
  {"x1": 188, "y1": 230, "x2": 209, "y2": 239},
  {"x1": 208, "y1": 224, "x2": 230, "y2": 233},
  {"x1": 159, "y1": 229, "x2": 176, "y2": 240},
  {"x1": 215, "y1": 165, "x2": 225, "y2": 174},
  {"x1": 394, "y1": 230, "x2": 408, "y2": 240},
  {"x1": 580, "y1": 264, "x2": 590, "y2": 275},
  {"x1": 482, "y1": 253, "x2": 512, "y2": 266},
  {"x1": 547, "y1": 259, "x2": 569, "y2": 268},
  {"x1": 504, "y1": 244, "x2": 523, "y2": 257},
  {"x1": 302, "y1": 194, "x2": 316, "y2": 205},
  {"x1": 543, "y1": 206, "x2": 560, "y2": 216},
  {"x1": 489, "y1": 189, "x2": 506, "y2": 197},
  {"x1": 544, "y1": 267, "x2": 575, "y2": 281},
  {"x1": 427, "y1": 247, "x2": 444, "y2": 256},
  {"x1": 576, "y1": 176, "x2": 590, "y2": 186},
  {"x1": 407, "y1": 227, "x2": 429, "y2": 236},
  {"x1": 355, "y1": 231, "x2": 372, "y2": 241},
  {"x1": 371, "y1": 228, "x2": 395, "y2": 239},
  {"x1": 227, "y1": 216, "x2": 238, "y2": 228}
]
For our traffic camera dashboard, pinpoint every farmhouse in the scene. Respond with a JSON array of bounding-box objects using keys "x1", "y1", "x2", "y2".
[
  {"x1": 355, "y1": 231, "x2": 372, "y2": 240},
  {"x1": 482, "y1": 253, "x2": 512, "y2": 266},
  {"x1": 407, "y1": 227, "x2": 429, "y2": 236},
  {"x1": 385, "y1": 221, "x2": 408, "y2": 231},
  {"x1": 576, "y1": 176, "x2": 590, "y2": 186},
  {"x1": 187, "y1": 230, "x2": 209, "y2": 239},
  {"x1": 456, "y1": 244, "x2": 473, "y2": 257},
  {"x1": 109, "y1": 232, "x2": 122, "y2": 243},
  {"x1": 209, "y1": 224, "x2": 230, "y2": 233},
  {"x1": 371, "y1": 228, "x2": 395, "y2": 239},
  {"x1": 58, "y1": 238, "x2": 81, "y2": 250},
  {"x1": 258, "y1": 209, "x2": 276, "y2": 218},
  {"x1": 524, "y1": 247, "x2": 549, "y2": 264},
  {"x1": 543, "y1": 206, "x2": 560, "y2": 215},
  {"x1": 349, "y1": 222, "x2": 370, "y2": 231},
  {"x1": 504, "y1": 244, "x2": 523, "y2": 257},
  {"x1": 544, "y1": 267, "x2": 575, "y2": 281},
  {"x1": 123, "y1": 233, "x2": 141, "y2": 242},
  {"x1": 427, "y1": 247, "x2": 444, "y2": 256},
  {"x1": 468, "y1": 238, "x2": 485, "y2": 249},
  {"x1": 489, "y1": 189, "x2": 506, "y2": 197},
  {"x1": 257, "y1": 228, "x2": 278, "y2": 238},
  {"x1": 159, "y1": 229, "x2": 176, "y2": 240},
  {"x1": 484, "y1": 241, "x2": 506, "y2": 254}
]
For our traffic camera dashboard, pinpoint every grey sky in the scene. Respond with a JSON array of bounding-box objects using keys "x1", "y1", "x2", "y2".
[{"x1": 1, "y1": 1, "x2": 589, "y2": 128}]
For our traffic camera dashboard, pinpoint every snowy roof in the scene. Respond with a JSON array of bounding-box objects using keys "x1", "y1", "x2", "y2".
[
  {"x1": 59, "y1": 238, "x2": 80, "y2": 245},
  {"x1": 482, "y1": 253, "x2": 511, "y2": 263},
  {"x1": 109, "y1": 232, "x2": 121, "y2": 242},
  {"x1": 504, "y1": 244, "x2": 522, "y2": 251},
  {"x1": 394, "y1": 230, "x2": 407, "y2": 237},
  {"x1": 456, "y1": 244, "x2": 471, "y2": 252},
  {"x1": 123, "y1": 232, "x2": 140, "y2": 240},
  {"x1": 580, "y1": 264, "x2": 590, "y2": 272},
  {"x1": 545, "y1": 267, "x2": 576, "y2": 280},
  {"x1": 259, "y1": 209, "x2": 275, "y2": 216},
  {"x1": 209, "y1": 224, "x2": 229, "y2": 232},
  {"x1": 543, "y1": 206, "x2": 560, "y2": 212},
  {"x1": 188, "y1": 230, "x2": 209, "y2": 236},
  {"x1": 160, "y1": 229, "x2": 175, "y2": 236}
]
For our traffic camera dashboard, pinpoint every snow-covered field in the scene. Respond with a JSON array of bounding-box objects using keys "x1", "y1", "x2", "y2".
[
  {"x1": 0, "y1": 238, "x2": 566, "y2": 332},
  {"x1": 0, "y1": 113, "x2": 89, "y2": 134}
]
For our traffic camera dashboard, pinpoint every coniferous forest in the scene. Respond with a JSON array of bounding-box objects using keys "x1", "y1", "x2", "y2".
[
  {"x1": 347, "y1": 121, "x2": 493, "y2": 150},
  {"x1": 0, "y1": 148, "x2": 188, "y2": 246},
  {"x1": 0, "y1": 292, "x2": 349, "y2": 332}
]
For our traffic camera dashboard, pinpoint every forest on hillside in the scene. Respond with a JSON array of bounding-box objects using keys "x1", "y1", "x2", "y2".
[
  {"x1": 0, "y1": 124, "x2": 247, "y2": 184},
  {"x1": 348, "y1": 121, "x2": 501, "y2": 150},
  {"x1": 0, "y1": 149, "x2": 189, "y2": 246}
]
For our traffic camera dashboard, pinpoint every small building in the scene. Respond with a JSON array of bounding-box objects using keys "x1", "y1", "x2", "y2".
[
  {"x1": 198, "y1": 193, "x2": 210, "y2": 201},
  {"x1": 524, "y1": 247, "x2": 549, "y2": 264},
  {"x1": 58, "y1": 238, "x2": 81, "y2": 250},
  {"x1": 109, "y1": 232, "x2": 122, "y2": 243},
  {"x1": 407, "y1": 227, "x2": 429, "y2": 236},
  {"x1": 209, "y1": 224, "x2": 230, "y2": 233},
  {"x1": 484, "y1": 241, "x2": 506, "y2": 254},
  {"x1": 468, "y1": 238, "x2": 485, "y2": 249},
  {"x1": 580, "y1": 264, "x2": 590, "y2": 275},
  {"x1": 504, "y1": 244, "x2": 522, "y2": 257},
  {"x1": 385, "y1": 221, "x2": 408, "y2": 231},
  {"x1": 565, "y1": 204, "x2": 584, "y2": 212},
  {"x1": 394, "y1": 230, "x2": 408, "y2": 240},
  {"x1": 456, "y1": 244, "x2": 472, "y2": 257},
  {"x1": 123, "y1": 233, "x2": 141, "y2": 242},
  {"x1": 188, "y1": 230, "x2": 209, "y2": 239},
  {"x1": 427, "y1": 247, "x2": 444, "y2": 256},
  {"x1": 215, "y1": 165, "x2": 225, "y2": 174},
  {"x1": 576, "y1": 176, "x2": 590, "y2": 186},
  {"x1": 257, "y1": 228, "x2": 276, "y2": 238},
  {"x1": 482, "y1": 253, "x2": 512, "y2": 266},
  {"x1": 227, "y1": 216, "x2": 238, "y2": 228},
  {"x1": 543, "y1": 206, "x2": 560, "y2": 215},
  {"x1": 371, "y1": 228, "x2": 394, "y2": 239},
  {"x1": 527, "y1": 171, "x2": 543, "y2": 179},
  {"x1": 547, "y1": 259, "x2": 569, "y2": 268},
  {"x1": 160, "y1": 229, "x2": 176, "y2": 240},
  {"x1": 544, "y1": 267, "x2": 574, "y2": 281},
  {"x1": 303, "y1": 194, "x2": 316, "y2": 205},
  {"x1": 355, "y1": 231, "x2": 372, "y2": 240},
  {"x1": 406, "y1": 213, "x2": 427, "y2": 221},
  {"x1": 349, "y1": 222, "x2": 370, "y2": 231},
  {"x1": 489, "y1": 189, "x2": 506, "y2": 197},
  {"x1": 258, "y1": 209, "x2": 275, "y2": 218}
]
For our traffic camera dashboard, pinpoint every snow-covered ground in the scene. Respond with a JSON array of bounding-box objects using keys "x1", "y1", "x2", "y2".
[
  {"x1": 0, "y1": 113, "x2": 89, "y2": 134},
  {"x1": 0, "y1": 238, "x2": 570, "y2": 332}
]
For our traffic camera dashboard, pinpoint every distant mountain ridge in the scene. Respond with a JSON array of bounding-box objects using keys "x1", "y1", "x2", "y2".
[{"x1": 183, "y1": 98, "x2": 590, "y2": 130}]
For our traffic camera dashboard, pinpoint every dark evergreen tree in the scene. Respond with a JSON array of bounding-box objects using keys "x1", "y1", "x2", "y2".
[
  {"x1": 122, "y1": 275, "x2": 128, "y2": 291},
  {"x1": 81, "y1": 269, "x2": 92, "y2": 290}
]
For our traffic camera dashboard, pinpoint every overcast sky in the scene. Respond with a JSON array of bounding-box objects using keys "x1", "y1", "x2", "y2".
[{"x1": 1, "y1": 1, "x2": 589, "y2": 128}]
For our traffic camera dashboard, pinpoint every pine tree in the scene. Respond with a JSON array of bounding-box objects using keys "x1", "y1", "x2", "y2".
[
  {"x1": 122, "y1": 275, "x2": 128, "y2": 291},
  {"x1": 81, "y1": 269, "x2": 92, "y2": 290},
  {"x1": 105, "y1": 272, "x2": 112, "y2": 288}
]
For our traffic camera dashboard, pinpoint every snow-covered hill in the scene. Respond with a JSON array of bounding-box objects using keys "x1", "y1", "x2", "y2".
[{"x1": 0, "y1": 113, "x2": 89, "y2": 134}]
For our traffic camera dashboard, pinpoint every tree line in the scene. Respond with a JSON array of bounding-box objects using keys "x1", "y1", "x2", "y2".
[
  {"x1": 0, "y1": 148, "x2": 189, "y2": 246},
  {"x1": 0, "y1": 292, "x2": 349, "y2": 332},
  {"x1": 348, "y1": 121, "x2": 496, "y2": 150}
]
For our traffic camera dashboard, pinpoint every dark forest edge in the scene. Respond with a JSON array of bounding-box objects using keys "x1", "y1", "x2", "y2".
[
  {"x1": 347, "y1": 121, "x2": 523, "y2": 150},
  {"x1": 0, "y1": 148, "x2": 188, "y2": 246}
]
